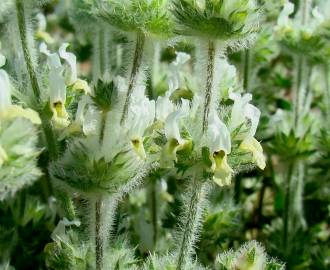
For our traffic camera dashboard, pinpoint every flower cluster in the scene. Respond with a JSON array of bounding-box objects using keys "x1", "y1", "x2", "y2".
[
  {"x1": 152, "y1": 53, "x2": 265, "y2": 187},
  {"x1": 275, "y1": 0, "x2": 327, "y2": 61}
]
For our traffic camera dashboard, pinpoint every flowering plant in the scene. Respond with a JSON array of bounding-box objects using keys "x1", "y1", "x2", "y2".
[{"x1": 0, "y1": 1, "x2": 329, "y2": 269}]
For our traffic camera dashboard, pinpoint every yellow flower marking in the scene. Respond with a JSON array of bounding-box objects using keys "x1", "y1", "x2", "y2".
[{"x1": 210, "y1": 150, "x2": 234, "y2": 187}]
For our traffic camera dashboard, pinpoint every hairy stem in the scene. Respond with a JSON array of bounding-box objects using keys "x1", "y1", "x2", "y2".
[
  {"x1": 15, "y1": 0, "x2": 40, "y2": 102},
  {"x1": 293, "y1": 56, "x2": 304, "y2": 128},
  {"x1": 283, "y1": 162, "x2": 294, "y2": 254},
  {"x1": 41, "y1": 115, "x2": 59, "y2": 160},
  {"x1": 95, "y1": 198, "x2": 103, "y2": 270},
  {"x1": 294, "y1": 0, "x2": 311, "y2": 128},
  {"x1": 120, "y1": 32, "x2": 145, "y2": 125},
  {"x1": 176, "y1": 180, "x2": 208, "y2": 270},
  {"x1": 99, "y1": 110, "x2": 108, "y2": 145},
  {"x1": 151, "y1": 42, "x2": 161, "y2": 99},
  {"x1": 202, "y1": 40, "x2": 216, "y2": 133},
  {"x1": 15, "y1": 0, "x2": 58, "y2": 160}
]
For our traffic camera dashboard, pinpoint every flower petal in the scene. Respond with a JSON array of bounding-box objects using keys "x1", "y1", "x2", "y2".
[
  {"x1": 206, "y1": 111, "x2": 231, "y2": 154},
  {"x1": 59, "y1": 43, "x2": 77, "y2": 85},
  {"x1": 240, "y1": 137, "x2": 266, "y2": 170},
  {"x1": 131, "y1": 136, "x2": 147, "y2": 160},
  {"x1": 212, "y1": 152, "x2": 233, "y2": 187},
  {"x1": 165, "y1": 110, "x2": 184, "y2": 144},
  {"x1": 1, "y1": 105, "x2": 41, "y2": 125},
  {"x1": 277, "y1": 2, "x2": 294, "y2": 28}
]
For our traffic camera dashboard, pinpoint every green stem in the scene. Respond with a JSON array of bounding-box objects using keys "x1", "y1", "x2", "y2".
[
  {"x1": 150, "y1": 180, "x2": 158, "y2": 248},
  {"x1": 99, "y1": 30, "x2": 105, "y2": 77},
  {"x1": 176, "y1": 180, "x2": 208, "y2": 270},
  {"x1": 120, "y1": 32, "x2": 145, "y2": 125},
  {"x1": 93, "y1": 110, "x2": 109, "y2": 270},
  {"x1": 283, "y1": 161, "x2": 294, "y2": 255},
  {"x1": 243, "y1": 49, "x2": 251, "y2": 91},
  {"x1": 99, "y1": 111, "x2": 108, "y2": 145},
  {"x1": 202, "y1": 40, "x2": 216, "y2": 133},
  {"x1": 293, "y1": 56, "x2": 304, "y2": 128},
  {"x1": 256, "y1": 177, "x2": 266, "y2": 227},
  {"x1": 293, "y1": 0, "x2": 311, "y2": 129},
  {"x1": 41, "y1": 115, "x2": 59, "y2": 160},
  {"x1": 15, "y1": 0, "x2": 40, "y2": 102},
  {"x1": 95, "y1": 198, "x2": 103, "y2": 270},
  {"x1": 15, "y1": 0, "x2": 59, "y2": 160}
]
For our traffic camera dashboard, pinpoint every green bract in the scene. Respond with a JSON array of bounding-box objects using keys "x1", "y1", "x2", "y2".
[
  {"x1": 99, "y1": 0, "x2": 174, "y2": 38},
  {"x1": 50, "y1": 141, "x2": 145, "y2": 196},
  {"x1": 172, "y1": 0, "x2": 260, "y2": 41},
  {"x1": 0, "y1": 118, "x2": 41, "y2": 201},
  {"x1": 216, "y1": 241, "x2": 285, "y2": 270},
  {"x1": 91, "y1": 80, "x2": 116, "y2": 112}
]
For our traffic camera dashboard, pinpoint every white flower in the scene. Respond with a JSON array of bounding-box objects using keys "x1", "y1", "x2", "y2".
[
  {"x1": 204, "y1": 110, "x2": 233, "y2": 186},
  {"x1": 59, "y1": 43, "x2": 90, "y2": 93},
  {"x1": 59, "y1": 43, "x2": 77, "y2": 86},
  {"x1": 162, "y1": 102, "x2": 190, "y2": 163},
  {"x1": 40, "y1": 42, "x2": 61, "y2": 69},
  {"x1": 229, "y1": 92, "x2": 265, "y2": 170},
  {"x1": 165, "y1": 111, "x2": 185, "y2": 145},
  {"x1": 63, "y1": 95, "x2": 98, "y2": 136},
  {"x1": 156, "y1": 93, "x2": 175, "y2": 122},
  {"x1": 40, "y1": 42, "x2": 69, "y2": 129},
  {"x1": 168, "y1": 52, "x2": 190, "y2": 93},
  {"x1": 126, "y1": 97, "x2": 155, "y2": 160},
  {"x1": 277, "y1": 1, "x2": 294, "y2": 29},
  {"x1": 206, "y1": 111, "x2": 231, "y2": 154}
]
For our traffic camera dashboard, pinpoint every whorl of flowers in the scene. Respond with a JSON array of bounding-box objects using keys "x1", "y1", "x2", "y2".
[
  {"x1": 50, "y1": 76, "x2": 156, "y2": 195},
  {"x1": 153, "y1": 53, "x2": 265, "y2": 187},
  {"x1": 275, "y1": 1, "x2": 327, "y2": 61}
]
